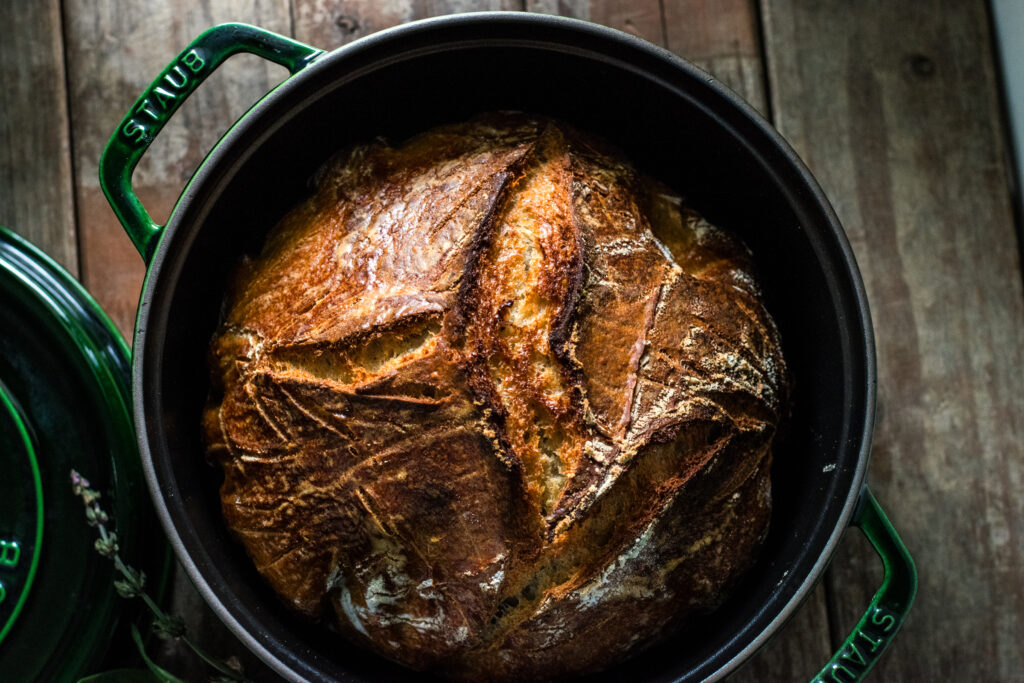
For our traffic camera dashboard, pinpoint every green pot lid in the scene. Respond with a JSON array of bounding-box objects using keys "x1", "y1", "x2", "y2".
[
  {"x1": 0, "y1": 226, "x2": 169, "y2": 681},
  {"x1": 0, "y1": 378, "x2": 44, "y2": 645}
]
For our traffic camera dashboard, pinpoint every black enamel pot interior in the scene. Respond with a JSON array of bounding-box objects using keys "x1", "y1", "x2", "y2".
[{"x1": 116, "y1": 13, "x2": 876, "y2": 683}]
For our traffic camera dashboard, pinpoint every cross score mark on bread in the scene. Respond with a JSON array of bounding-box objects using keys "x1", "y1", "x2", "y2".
[{"x1": 203, "y1": 114, "x2": 788, "y2": 680}]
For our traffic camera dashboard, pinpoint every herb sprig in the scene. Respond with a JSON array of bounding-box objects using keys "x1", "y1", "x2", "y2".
[{"x1": 71, "y1": 470, "x2": 250, "y2": 683}]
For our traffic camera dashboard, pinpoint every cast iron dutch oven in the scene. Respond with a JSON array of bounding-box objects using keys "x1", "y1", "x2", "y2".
[{"x1": 98, "y1": 14, "x2": 916, "y2": 682}]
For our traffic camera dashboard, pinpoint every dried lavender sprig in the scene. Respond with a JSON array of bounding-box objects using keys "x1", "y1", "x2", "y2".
[{"x1": 70, "y1": 470, "x2": 250, "y2": 682}]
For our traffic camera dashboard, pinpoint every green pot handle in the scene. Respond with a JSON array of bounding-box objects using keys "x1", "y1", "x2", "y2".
[
  {"x1": 99, "y1": 23, "x2": 322, "y2": 263},
  {"x1": 811, "y1": 487, "x2": 917, "y2": 682}
]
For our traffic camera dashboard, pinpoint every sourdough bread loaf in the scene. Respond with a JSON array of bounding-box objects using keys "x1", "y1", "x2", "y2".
[{"x1": 203, "y1": 114, "x2": 788, "y2": 680}]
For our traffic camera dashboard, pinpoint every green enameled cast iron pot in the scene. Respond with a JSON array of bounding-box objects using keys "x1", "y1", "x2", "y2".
[{"x1": 98, "y1": 14, "x2": 916, "y2": 682}]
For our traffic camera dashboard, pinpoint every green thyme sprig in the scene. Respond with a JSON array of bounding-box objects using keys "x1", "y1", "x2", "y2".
[{"x1": 70, "y1": 470, "x2": 250, "y2": 683}]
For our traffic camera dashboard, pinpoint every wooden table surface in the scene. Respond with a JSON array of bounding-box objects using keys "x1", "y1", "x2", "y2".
[{"x1": 3, "y1": 1, "x2": 1022, "y2": 681}]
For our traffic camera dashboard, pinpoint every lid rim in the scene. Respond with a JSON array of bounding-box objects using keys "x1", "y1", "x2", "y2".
[
  {"x1": 0, "y1": 379, "x2": 44, "y2": 646},
  {"x1": 0, "y1": 226, "x2": 169, "y2": 679}
]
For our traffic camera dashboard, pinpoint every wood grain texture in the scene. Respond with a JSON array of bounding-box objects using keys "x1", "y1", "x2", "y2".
[
  {"x1": 663, "y1": 0, "x2": 766, "y2": 114},
  {"x1": 293, "y1": 0, "x2": 522, "y2": 48},
  {"x1": 763, "y1": 0, "x2": 1024, "y2": 679},
  {"x1": 525, "y1": 0, "x2": 665, "y2": 44},
  {"x1": 62, "y1": 0, "x2": 293, "y2": 337},
  {"x1": 0, "y1": 1, "x2": 77, "y2": 273}
]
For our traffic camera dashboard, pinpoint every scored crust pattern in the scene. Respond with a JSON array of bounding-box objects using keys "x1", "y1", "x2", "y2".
[{"x1": 204, "y1": 114, "x2": 788, "y2": 680}]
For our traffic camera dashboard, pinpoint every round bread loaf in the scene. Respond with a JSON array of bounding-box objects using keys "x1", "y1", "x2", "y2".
[{"x1": 204, "y1": 114, "x2": 788, "y2": 680}]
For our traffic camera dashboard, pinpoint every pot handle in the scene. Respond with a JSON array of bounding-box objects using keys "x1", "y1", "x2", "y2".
[
  {"x1": 810, "y1": 487, "x2": 917, "y2": 682},
  {"x1": 98, "y1": 23, "x2": 322, "y2": 263}
]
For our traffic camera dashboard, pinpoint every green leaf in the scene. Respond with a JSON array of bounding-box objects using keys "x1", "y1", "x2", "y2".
[
  {"x1": 130, "y1": 623, "x2": 186, "y2": 683},
  {"x1": 77, "y1": 669, "x2": 160, "y2": 683}
]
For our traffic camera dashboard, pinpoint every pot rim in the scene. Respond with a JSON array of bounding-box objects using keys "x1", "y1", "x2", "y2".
[{"x1": 132, "y1": 12, "x2": 876, "y2": 682}]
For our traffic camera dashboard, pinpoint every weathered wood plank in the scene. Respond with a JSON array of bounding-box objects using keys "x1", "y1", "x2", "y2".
[
  {"x1": 663, "y1": 0, "x2": 766, "y2": 114},
  {"x1": 0, "y1": 1, "x2": 77, "y2": 274},
  {"x1": 762, "y1": 0, "x2": 1024, "y2": 679},
  {"x1": 529, "y1": 0, "x2": 767, "y2": 116},
  {"x1": 525, "y1": 0, "x2": 664, "y2": 44},
  {"x1": 63, "y1": 0, "x2": 293, "y2": 337},
  {"x1": 293, "y1": 0, "x2": 523, "y2": 49}
]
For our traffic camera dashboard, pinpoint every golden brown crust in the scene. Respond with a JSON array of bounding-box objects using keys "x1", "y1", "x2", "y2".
[{"x1": 204, "y1": 114, "x2": 788, "y2": 679}]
